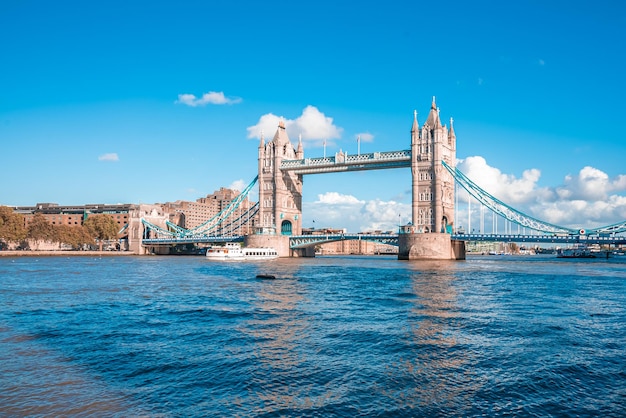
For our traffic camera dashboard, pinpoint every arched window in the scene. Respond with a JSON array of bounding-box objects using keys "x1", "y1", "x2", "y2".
[{"x1": 281, "y1": 220, "x2": 292, "y2": 236}]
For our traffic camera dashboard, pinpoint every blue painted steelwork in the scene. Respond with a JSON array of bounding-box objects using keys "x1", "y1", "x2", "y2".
[
  {"x1": 141, "y1": 176, "x2": 259, "y2": 239},
  {"x1": 451, "y1": 233, "x2": 626, "y2": 245},
  {"x1": 587, "y1": 220, "x2": 626, "y2": 235},
  {"x1": 139, "y1": 154, "x2": 626, "y2": 248},
  {"x1": 205, "y1": 202, "x2": 259, "y2": 236},
  {"x1": 168, "y1": 176, "x2": 259, "y2": 236},
  {"x1": 280, "y1": 150, "x2": 411, "y2": 174},
  {"x1": 142, "y1": 232, "x2": 626, "y2": 247},
  {"x1": 442, "y1": 160, "x2": 580, "y2": 234},
  {"x1": 142, "y1": 235, "x2": 244, "y2": 245},
  {"x1": 442, "y1": 160, "x2": 626, "y2": 236},
  {"x1": 141, "y1": 218, "x2": 177, "y2": 238},
  {"x1": 289, "y1": 233, "x2": 400, "y2": 248}
]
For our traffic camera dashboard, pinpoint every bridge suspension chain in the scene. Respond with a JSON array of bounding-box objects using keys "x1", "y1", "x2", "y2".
[
  {"x1": 201, "y1": 202, "x2": 259, "y2": 236},
  {"x1": 141, "y1": 176, "x2": 259, "y2": 239},
  {"x1": 162, "y1": 175, "x2": 259, "y2": 237},
  {"x1": 586, "y1": 220, "x2": 626, "y2": 235},
  {"x1": 442, "y1": 161, "x2": 578, "y2": 235},
  {"x1": 141, "y1": 218, "x2": 178, "y2": 238}
]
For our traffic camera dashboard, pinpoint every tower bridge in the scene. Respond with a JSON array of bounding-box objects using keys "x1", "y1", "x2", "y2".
[
  {"x1": 140, "y1": 97, "x2": 626, "y2": 258},
  {"x1": 248, "y1": 97, "x2": 461, "y2": 259}
]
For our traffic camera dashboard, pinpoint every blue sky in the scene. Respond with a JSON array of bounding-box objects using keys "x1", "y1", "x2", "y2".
[{"x1": 1, "y1": 0, "x2": 625, "y2": 232}]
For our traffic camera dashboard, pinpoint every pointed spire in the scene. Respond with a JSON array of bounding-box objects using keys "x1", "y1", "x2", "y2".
[
  {"x1": 272, "y1": 120, "x2": 290, "y2": 145},
  {"x1": 411, "y1": 109, "x2": 419, "y2": 132},
  {"x1": 297, "y1": 133, "x2": 304, "y2": 157},
  {"x1": 448, "y1": 117, "x2": 456, "y2": 139},
  {"x1": 259, "y1": 130, "x2": 265, "y2": 147},
  {"x1": 425, "y1": 96, "x2": 442, "y2": 129}
]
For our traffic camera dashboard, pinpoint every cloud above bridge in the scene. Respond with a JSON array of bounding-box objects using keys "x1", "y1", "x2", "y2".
[
  {"x1": 456, "y1": 156, "x2": 626, "y2": 230},
  {"x1": 176, "y1": 91, "x2": 242, "y2": 106},
  {"x1": 355, "y1": 132, "x2": 374, "y2": 142},
  {"x1": 305, "y1": 192, "x2": 410, "y2": 232},
  {"x1": 246, "y1": 105, "x2": 343, "y2": 144}
]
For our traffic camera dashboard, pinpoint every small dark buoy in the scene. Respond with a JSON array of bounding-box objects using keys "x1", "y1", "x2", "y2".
[{"x1": 256, "y1": 274, "x2": 276, "y2": 279}]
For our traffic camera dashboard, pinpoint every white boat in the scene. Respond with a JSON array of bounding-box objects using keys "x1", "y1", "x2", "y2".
[
  {"x1": 206, "y1": 242, "x2": 279, "y2": 261},
  {"x1": 556, "y1": 244, "x2": 596, "y2": 258}
]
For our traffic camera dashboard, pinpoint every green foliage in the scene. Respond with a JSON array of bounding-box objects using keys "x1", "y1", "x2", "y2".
[{"x1": 0, "y1": 206, "x2": 27, "y2": 244}]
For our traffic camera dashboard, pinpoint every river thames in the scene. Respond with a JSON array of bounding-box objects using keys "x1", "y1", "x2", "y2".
[{"x1": 1, "y1": 254, "x2": 625, "y2": 417}]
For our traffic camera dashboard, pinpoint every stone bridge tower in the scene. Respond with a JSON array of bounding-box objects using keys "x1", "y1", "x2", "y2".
[
  {"x1": 400, "y1": 97, "x2": 465, "y2": 259},
  {"x1": 411, "y1": 96, "x2": 456, "y2": 234},
  {"x1": 248, "y1": 121, "x2": 305, "y2": 256}
]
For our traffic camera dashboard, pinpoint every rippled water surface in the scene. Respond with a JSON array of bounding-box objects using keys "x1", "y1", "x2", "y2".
[{"x1": 1, "y1": 254, "x2": 625, "y2": 416}]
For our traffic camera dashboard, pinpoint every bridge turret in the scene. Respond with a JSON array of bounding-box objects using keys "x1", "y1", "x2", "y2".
[
  {"x1": 402, "y1": 99, "x2": 463, "y2": 259},
  {"x1": 297, "y1": 134, "x2": 304, "y2": 159},
  {"x1": 411, "y1": 110, "x2": 419, "y2": 226},
  {"x1": 410, "y1": 98, "x2": 455, "y2": 235},
  {"x1": 411, "y1": 109, "x2": 419, "y2": 140},
  {"x1": 257, "y1": 121, "x2": 303, "y2": 239},
  {"x1": 448, "y1": 117, "x2": 456, "y2": 145}
]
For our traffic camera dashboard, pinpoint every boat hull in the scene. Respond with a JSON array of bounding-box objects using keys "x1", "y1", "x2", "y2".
[
  {"x1": 206, "y1": 243, "x2": 278, "y2": 261},
  {"x1": 556, "y1": 244, "x2": 596, "y2": 258}
]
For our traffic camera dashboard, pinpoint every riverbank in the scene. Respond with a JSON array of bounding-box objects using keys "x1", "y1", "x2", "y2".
[{"x1": 0, "y1": 250, "x2": 139, "y2": 257}]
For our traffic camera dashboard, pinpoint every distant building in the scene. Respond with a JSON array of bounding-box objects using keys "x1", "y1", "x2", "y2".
[
  {"x1": 12, "y1": 203, "x2": 133, "y2": 231},
  {"x1": 163, "y1": 187, "x2": 257, "y2": 236},
  {"x1": 302, "y1": 227, "x2": 397, "y2": 255}
]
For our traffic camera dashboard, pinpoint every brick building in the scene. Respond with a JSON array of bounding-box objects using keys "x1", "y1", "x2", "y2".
[
  {"x1": 12, "y1": 203, "x2": 133, "y2": 231},
  {"x1": 164, "y1": 187, "x2": 257, "y2": 236}
]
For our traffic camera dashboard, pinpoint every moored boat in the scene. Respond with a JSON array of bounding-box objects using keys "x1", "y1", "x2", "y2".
[
  {"x1": 556, "y1": 244, "x2": 596, "y2": 258},
  {"x1": 206, "y1": 242, "x2": 279, "y2": 261}
]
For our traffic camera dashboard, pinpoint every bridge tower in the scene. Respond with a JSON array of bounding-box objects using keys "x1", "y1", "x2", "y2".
[
  {"x1": 400, "y1": 97, "x2": 465, "y2": 259},
  {"x1": 246, "y1": 120, "x2": 306, "y2": 256},
  {"x1": 411, "y1": 96, "x2": 456, "y2": 233}
]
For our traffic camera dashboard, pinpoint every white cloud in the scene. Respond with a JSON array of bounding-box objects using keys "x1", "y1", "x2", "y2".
[
  {"x1": 360, "y1": 199, "x2": 410, "y2": 231},
  {"x1": 455, "y1": 156, "x2": 626, "y2": 231},
  {"x1": 228, "y1": 179, "x2": 246, "y2": 192},
  {"x1": 304, "y1": 192, "x2": 410, "y2": 232},
  {"x1": 558, "y1": 166, "x2": 626, "y2": 201},
  {"x1": 356, "y1": 132, "x2": 374, "y2": 142},
  {"x1": 457, "y1": 156, "x2": 544, "y2": 205},
  {"x1": 176, "y1": 91, "x2": 242, "y2": 107},
  {"x1": 98, "y1": 153, "x2": 119, "y2": 162},
  {"x1": 317, "y1": 192, "x2": 362, "y2": 205},
  {"x1": 246, "y1": 105, "x2": 343, "y2": 143}
]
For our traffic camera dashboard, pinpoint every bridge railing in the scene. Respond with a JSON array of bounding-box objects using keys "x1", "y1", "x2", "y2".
[
  {"x1": 281, "y1": 150, "x2": 411, "y2": 171},
  {"x1": 289, "y1": 233, "x2": 400, "y2": 248}
]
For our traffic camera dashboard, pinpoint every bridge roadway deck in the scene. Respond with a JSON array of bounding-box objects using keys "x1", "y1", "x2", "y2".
[{"x1": 141, "y1": 233, "x2": 626, "y2": 247}]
